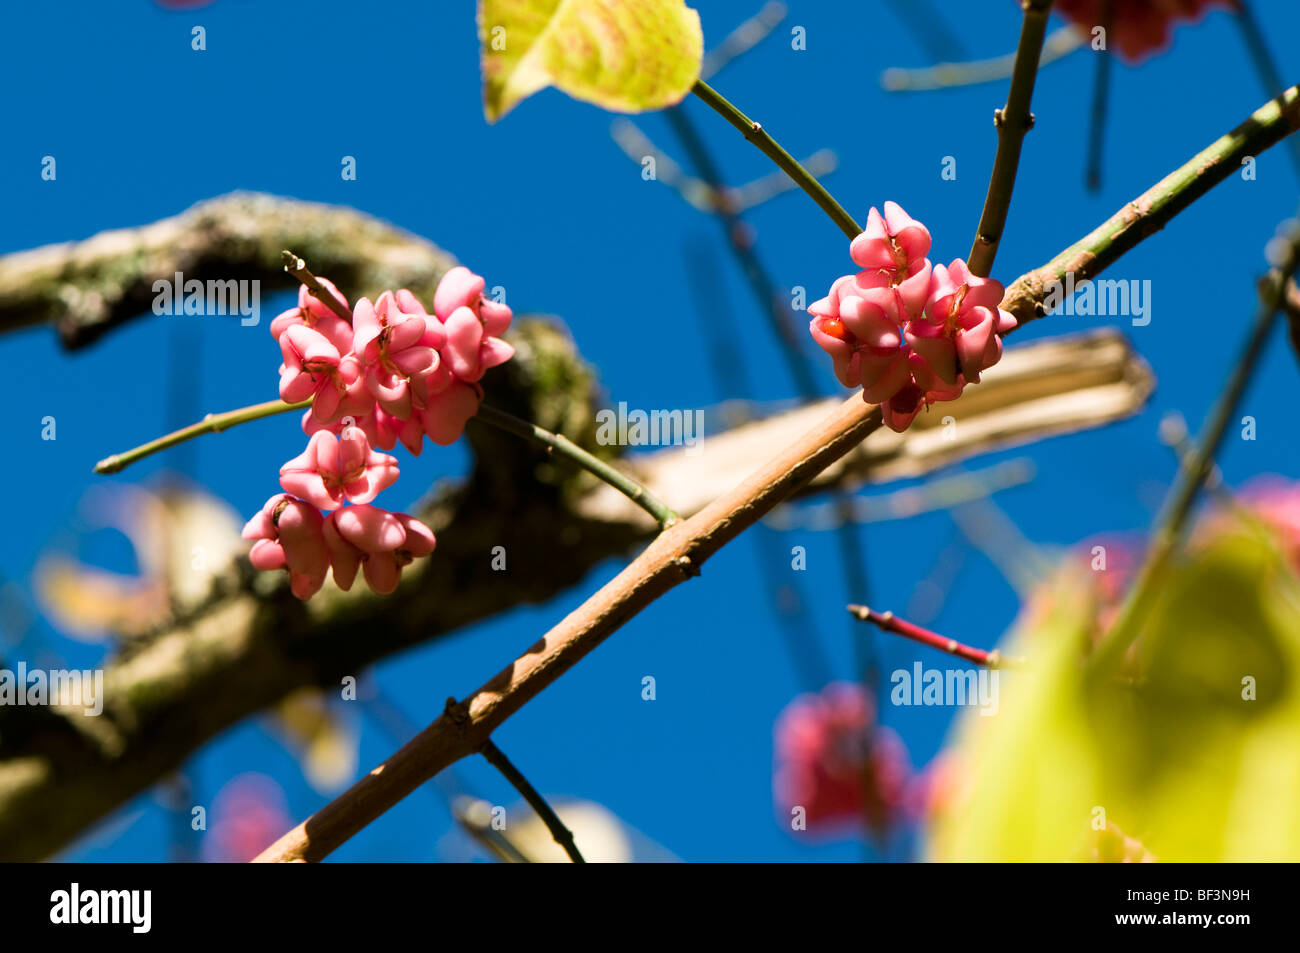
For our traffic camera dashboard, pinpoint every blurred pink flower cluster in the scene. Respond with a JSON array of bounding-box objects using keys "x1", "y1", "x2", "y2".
[
  {"x1": 1054, "y1": 0, "x2": 1236, "y2": 64},
  {"x1": 243, "y1": 267, "x2": 513, "y2": 599},
  {"x1": 202, "y1": 773, "x2": 290, "y2": 863},
  {"x1": 774, "y1": 681, "x2": 942, "y2": 838},
  {"x1": 1236, "y1": 477, "x2": 1300, "y2": 568},
  {"x1": 808, "y1": 202, "x2": 1017, "y2": 432}
]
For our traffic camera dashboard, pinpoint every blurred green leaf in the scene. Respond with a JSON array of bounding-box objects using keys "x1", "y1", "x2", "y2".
[
  {"x1": 928, "y1": 520, "x2": 1300, "y2": 861},
  {"x1": 478, "y1": 0, "x2": 703, "y2": 122}
]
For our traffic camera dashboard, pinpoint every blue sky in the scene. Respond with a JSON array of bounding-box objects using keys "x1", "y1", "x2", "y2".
[{"x1": 2, "y1": 0, "x2": 1298, "y2": 861}]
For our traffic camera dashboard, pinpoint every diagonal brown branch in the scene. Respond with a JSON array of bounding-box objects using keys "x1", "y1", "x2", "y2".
[
  {"x1": 8, "y1": 78, "x2": 1299, "y2": 859},
  {"x1": 254, "y1": 393, "x2": 885, "y2": 862},
  {"x1": 252, "y1": 84, "x2": 1300, "y2": 863},
  {"x1": 254, "y1": 328, "x2": 1149, "y2": 863},
  {"x1": 0, "y1": 321, "x2": 1146, "y2": 861},
  {"x1": 251, "y1": 332, "x2": 1149, "y2": 864}
]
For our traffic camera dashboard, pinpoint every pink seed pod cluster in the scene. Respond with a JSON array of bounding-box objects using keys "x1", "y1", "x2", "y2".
[
  {"x1": 773, "y1": 682, "x2": 912, "y2": 837},
  {"x1": 243, "y1": 267, "x2": 513, "y2": 599},
  {"x1": 1230, "y1": 476, "x2": 1300, "y2": 569},
  {"x1": 1053, "y1": 0, "x2": 1234, "y2": 65},
  {"x1": 808, "y1": 202, "x2": 1017, "y2": 433}
]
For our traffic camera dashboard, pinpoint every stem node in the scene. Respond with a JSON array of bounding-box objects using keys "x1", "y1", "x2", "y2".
[{"x1": 967, "y1": 0, "x2": 1054, "y2": 277}]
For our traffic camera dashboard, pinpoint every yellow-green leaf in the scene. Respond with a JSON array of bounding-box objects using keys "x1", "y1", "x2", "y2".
[
  {"x1": 928, "y1": 520, "x2": 1300, "y2": 861},
  {"x1": 478, "y1": 0, "x2": 703, "y2": 122}
]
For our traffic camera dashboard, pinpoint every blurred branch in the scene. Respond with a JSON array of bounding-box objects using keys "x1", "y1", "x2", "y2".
[
  {"x1": 682, "y1": 243, "x2": 835, "y2": 690},
  {"x1": 881, "y1": 24, "x2": 1082, "y2": 92},
  {"x1": 1094, "y1": 223, "x2": 1300, "y2": 670},
  {"x1": 728, "y1": 152, "x2": 839, "y2": 211},
  {"x1": 700, "y1": 1, "x2": 787, "y2": 80},
  {"x1": 949, "y1": 493, "x2": 1055, "y2": 596},
  {"x1": 881, "y1": 0, "x2": 968, "y2": 65},
  {"x1": 905, "y1": 533, "x2": 969, "y2": 624},
  {"x1": 763, "y1": 459, "x2": 1036, "y2": 531},
  {"x1": 1086, "y1": 1, "x2": 1114, "y2": 191},
  {"x1": 609, "y1": 120, "x2": 714, "y2": 212},
  {"x1": 610, "y1": 119, "x2": 837, "y2": 214},
  {"x1": 1233, "y1": 0, "x2": 1300, "y2": 180},
  {"x1": 451, "y1": 796, "x2": 534, "y2": 863},
  {"x1": 660, "y1": 103, "x2": 824, "y2": 396},
  {"x1": 0, "y1": 192, "x2": 456, "y2": 349},
  {"x1": 1158, "y1": 412, "x2": 1229, "y2": 503},
  {"x1": 1283, "y1": 276, "x2": 1300, "y2": 371}
]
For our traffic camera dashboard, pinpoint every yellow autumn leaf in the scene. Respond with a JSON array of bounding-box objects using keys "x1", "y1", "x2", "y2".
[
  {"x1": 479, "y1": 0, "x2": 703, "y2": 122},
  {"x1": 928, "y1": 520, "x2": 1300, "y2": 861}
]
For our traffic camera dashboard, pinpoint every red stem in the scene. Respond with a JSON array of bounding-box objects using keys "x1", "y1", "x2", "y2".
[{"x1": 847, "y1": 604, "x2": 1018, "y2": 668}]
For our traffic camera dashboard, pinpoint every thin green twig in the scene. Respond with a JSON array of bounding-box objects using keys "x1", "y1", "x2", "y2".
[
  {"x1": 95, "y1": 397, "x2": 679, "y2": 529},
  {"x1": 474, "y1": 404, "x2": 678, "y2": 527},
  {"x1": 691, "y1": 79, "x2": 861, "y2": 240},
  {"x1": 93, "y1": 398, "x2": 311, "y2": 474},
  {"x1": 967, "y1": 0, "x2": 1055, "y2": 278}
]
